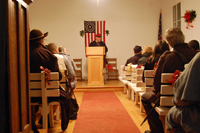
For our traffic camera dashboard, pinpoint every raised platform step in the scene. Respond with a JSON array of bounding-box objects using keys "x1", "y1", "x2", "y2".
[{"x1": 75, "y1": 80, "x2": 123, "y2": 92}]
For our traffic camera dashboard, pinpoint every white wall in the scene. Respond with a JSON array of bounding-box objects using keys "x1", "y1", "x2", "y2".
[
  {"x1": 161, "y1": 0, "x2": 200, "y2": 43},
  {"x1": 29, "y1": 0, "x2": 161, "y2": 79}
]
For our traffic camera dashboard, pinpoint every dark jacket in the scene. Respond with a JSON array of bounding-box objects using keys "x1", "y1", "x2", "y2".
[
  {"x1": 89, "y1": 40, "x2": 108, "y2": 53},
  {"x1": 30, "y1": 42, "x2": 62, "y2": 80},
  {"x1": 138, "y1": 52, "x2": 152, "y2": 66},
  {"x1": 153, "y1": 43, "x2": 198, "y2": 93},
  {"x1": 125, "y1": 54, "x2": 142, "y2": 66}
]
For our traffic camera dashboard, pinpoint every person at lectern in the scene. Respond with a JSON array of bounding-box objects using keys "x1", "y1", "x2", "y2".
[{"x1": 89, "y1": 33, "x2": 108, "y2": 68}]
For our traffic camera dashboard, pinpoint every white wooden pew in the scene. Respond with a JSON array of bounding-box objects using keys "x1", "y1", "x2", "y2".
[
  {"x1": 30, "y1": 71, "x2": 61, "y2": 130},
  {"x1": 139, "y1": 71, "x2": 175, "y2": 133},
  {"x1": 139, "y1": 70, "x2": 154, "y2": 113},
  {"x1": 128, "y1": 67, "x2": 145, "y2": 104},
  {"x1": 156, "y1": 73, "x2": 176, "y2": 133}
]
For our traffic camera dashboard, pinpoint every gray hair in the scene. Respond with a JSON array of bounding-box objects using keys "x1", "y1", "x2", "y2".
[
  {"x1": 165, "y1": 28, "x2": 185, "y2": 47},
  {"x1": 58, "y1": 46, "x2": 65, "y2": 52}
]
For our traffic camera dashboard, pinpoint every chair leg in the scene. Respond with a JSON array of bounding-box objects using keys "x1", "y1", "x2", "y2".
[
  {"x1": 49, "y1": 105, "x2": 54, "y2": 128},
  {"x1": 131, "y1": 89, "x2": 134, "y2": 101},
  {"x1": 139, "y1": 94, "x2": 144, "y2": 113},
  {"x1": 56, "y1": 104, "x2": 60, "y2": 121},
  {"x1": 135, "y1": 92, "x2": 139, "y2": 105},
  {"x1": 42, "y1": 111, "x2": 48, "y2": 129},
  {"x1": 124, "y1": 84, "x2": 127, "y2": 94}
]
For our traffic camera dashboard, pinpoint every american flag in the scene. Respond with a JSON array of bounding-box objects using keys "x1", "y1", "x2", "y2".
[
  {"x1": 84, "y1": 21, "x2": 106, "y2": 54},
  {"x1": 158, "y1": 11, "x2": 162, "y2": 40}
]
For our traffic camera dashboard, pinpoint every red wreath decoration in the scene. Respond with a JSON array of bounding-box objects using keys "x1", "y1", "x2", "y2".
[
  {"x1": 183, "y1": 10, "x2": 197, "y2": 29},
  {"x1": 40, "y1": 66, "x2": 51, "y2": 86},
  {"x1": 167, "y1": 70, "x2": 181, "y2": 86}
]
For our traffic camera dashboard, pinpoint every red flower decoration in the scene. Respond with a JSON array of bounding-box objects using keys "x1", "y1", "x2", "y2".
[
  {"x1": 40, "y1": 66, "x2": 51, "y2": 86},
  {"x1": 167, "y1": 70, "x2": 181, "y2": 86},
  {"x1": 183, "y1": 10, "x2": 197, "y2": 29}
]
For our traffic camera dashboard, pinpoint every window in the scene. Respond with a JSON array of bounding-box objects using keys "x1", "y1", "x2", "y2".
[{"x1": 173, "y1": 2, "x2": 181, "y2": 28}]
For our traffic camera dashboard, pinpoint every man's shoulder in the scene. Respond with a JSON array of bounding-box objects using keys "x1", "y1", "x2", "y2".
[
  {"x1": 89, "y1": 41, "x2": 96, "y2": 45},
  {"x1": 127, "y1": 56, "x2": 135, "y2": 60}
]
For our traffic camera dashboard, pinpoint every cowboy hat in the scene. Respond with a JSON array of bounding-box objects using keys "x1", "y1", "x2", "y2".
[{"x1": 29, "y1": 29, "x2": 48, "y2": 40}]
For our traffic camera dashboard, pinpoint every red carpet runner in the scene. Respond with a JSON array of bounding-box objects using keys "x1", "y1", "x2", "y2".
[{"x1": 73, "y1": 91, "x2": 141, "y2": 133}]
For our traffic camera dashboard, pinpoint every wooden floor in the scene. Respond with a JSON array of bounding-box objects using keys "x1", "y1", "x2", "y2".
[{"x1": 36, "y1": 80, "x2": 149, "y2": 133}]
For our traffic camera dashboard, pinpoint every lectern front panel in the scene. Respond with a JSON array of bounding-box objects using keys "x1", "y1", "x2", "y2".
[
  {"x1": 86, "y1": 47, "x2": 105, "y2": 86},
  {"x1": 87, "y1": 56, "x2": 104, "y2": 86}
]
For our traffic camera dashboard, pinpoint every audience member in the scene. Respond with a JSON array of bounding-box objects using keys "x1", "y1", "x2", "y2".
[
  {"x1": 142, "y1": 40, "x2": 169, "y2": 82},
  {"x1": 29, "y1": 29, "x2": 70, "y2": 132},
  {"x1": 142, "y1": 28, "x2": 198, "y2": 133},
  {"x1": 188, "y1": 39, "x2": 200, "y2": 51},
  {"x1": 58, "y1": 46, "x2": 77, "y2": 89},
  {"x1": 47, "y1": 43, "x2": 67, "y2": 79},
  {"x1": 59, "y1": 46, "x2": 77, "y2": 72},
  {"x1": 166, "y1": 52, "x2": 200, "y2": 133},
  {"x1": 138, "y1": 45, "x2": 153, "y2": 66},
  {"x1": 125, "y1": 45, "x2": 142, "y2": 66}
]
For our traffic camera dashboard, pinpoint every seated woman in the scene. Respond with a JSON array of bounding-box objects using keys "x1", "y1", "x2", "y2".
[
  {"x1": 166, "y1": 52, "x2": 200, "y2": 133},
  {"x1": 138, "y1": 45, "x2": 153, "y2": 66},
  {"x1": 142, "y1": 40, "x2": 169, "y2": 82}
]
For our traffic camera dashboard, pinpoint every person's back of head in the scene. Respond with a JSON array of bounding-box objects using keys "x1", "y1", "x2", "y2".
[
  {"x1": 188, "y1": 40, "x2": 200, "y2": 51},
  {"x1": 150, "y1": 40, "x2": 170, "y2": 63},
  {"x1": 133, "y1": 45, "x2": 142, "y2": 54},
  {"x1": 58, "y1": 46, "x2": 67, "y2": 54},
  {"x1": 154, "y1": 40, "x2": 170, "y2": 55},
  {"x1": 165, "y1": 28, "x2": 185, "y2": 47},
  {"x1": 47, "y1": 43, "x2": 57, "y2": 53},
  {"x1": 142, "y1": 45, "x2": 153, "y2": 54},
  {"x1": 29, "y1": 29, "x2": 48, "y2": 45}
]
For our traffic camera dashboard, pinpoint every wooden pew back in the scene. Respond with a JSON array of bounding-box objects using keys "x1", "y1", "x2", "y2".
[{"x1": 30, "y1": 71, "x2": 60, "y2": 129}]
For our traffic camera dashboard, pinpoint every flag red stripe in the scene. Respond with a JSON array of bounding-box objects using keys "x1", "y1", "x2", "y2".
[
  {"x1": 103, "y1": 21, "x2": 105, "y2": 43},
  {"x1": 100, "y1": 21, "x2": 102, "y2": 35},
  {"x1": 97, "y1": 21, "x2": 99, "y2": 34},
  {"x1": 85, "y1": 32, "x2": 87, "y2": 55},
  {"x1": 87, "y1": 33, "x2": 90, "y2": 47}
]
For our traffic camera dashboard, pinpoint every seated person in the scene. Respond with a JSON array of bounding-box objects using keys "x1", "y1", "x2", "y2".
[
  {"x1": 188, "y1": 39, "x2": 200, "y2": 51},
  {"x1": 142, "y1": 40, "x2": 169, "y2": 82},
  {"x1": 58, "y1": 45, "x2": 77, "y2": 89},
  {"x1": 58, "y1": 46, "x2": 77, "y2": 72},
  {"x1": 138, "y1": 45, "x2": 153, "y2": 66},
  {"x1": 47, "y1": 43, "x2": 67, "y2": 79},
  {"x1": 29, "y1": 29, "x2": 70, "y2": 132},
  {"x1": 125, "y1": 45, "x2": 142, "y2": 66},
  {"x1": 166, "y1": 52, "x2": 200, "y2": 133},
  {"x1": 142, "y1": 28, "x2": 197, "y2": 133}
]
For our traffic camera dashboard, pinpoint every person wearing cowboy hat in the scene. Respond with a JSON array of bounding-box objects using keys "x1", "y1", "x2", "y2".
[{"x1": 29, "y1": 29, "x2": 71, "y2": 132}]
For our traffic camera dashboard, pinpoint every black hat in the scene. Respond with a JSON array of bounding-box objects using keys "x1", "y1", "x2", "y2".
[
  {"x1": 29, "y1": 29, "x2": 48, "y2": 41},
  {"x1": 133, "y1": 45, "x2": 142, "y2": 53}
]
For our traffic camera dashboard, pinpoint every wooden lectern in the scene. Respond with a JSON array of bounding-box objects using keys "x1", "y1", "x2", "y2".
[{"x1": 86, "y1": 47, "x2": 105, "y2": 86}]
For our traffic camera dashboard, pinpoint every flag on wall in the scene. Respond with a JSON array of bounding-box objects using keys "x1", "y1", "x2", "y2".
[
  {"x1": 158, "y1": 11, "x2": 162, "y2": 40},
  {"x1": 84, "y1": 21, "x2": 106, "y2": 54}
]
